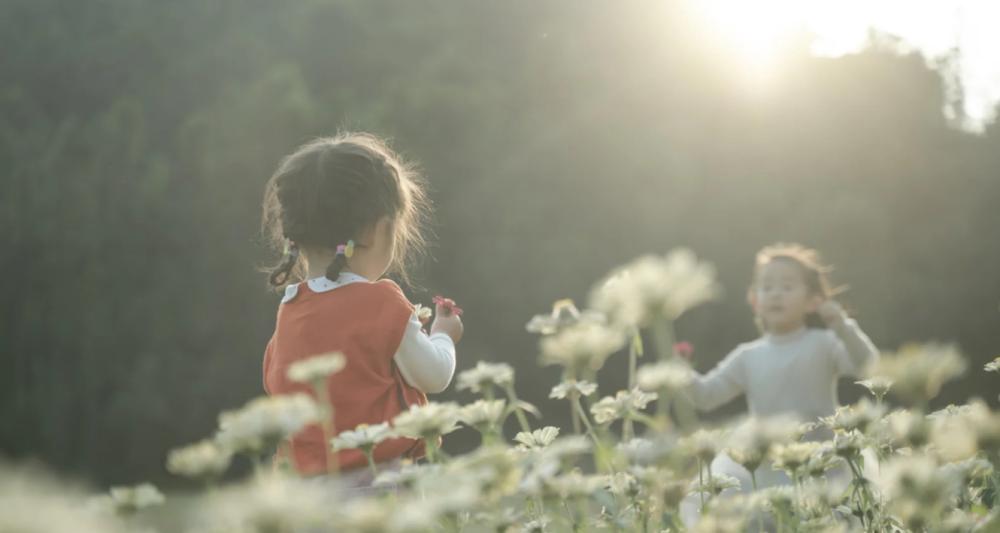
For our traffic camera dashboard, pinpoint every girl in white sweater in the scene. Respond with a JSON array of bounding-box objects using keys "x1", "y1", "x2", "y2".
[
  {"x1": 687, "y1": 243, "x2": 879, "y2": 427},
  {"x1": 680, "y1": 244, "x2": 879, "y2": 526}
]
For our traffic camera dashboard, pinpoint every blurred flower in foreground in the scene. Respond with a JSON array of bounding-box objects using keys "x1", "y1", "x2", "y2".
[
  {"x1": 456, "y1": 361, "x2": 514, "y2": 393},
  {"x1": 820, "y1": 398, "x2": 884, "y2": 434},
  {"x1": 526, "y1": 299, "x2": 605, "y2": 335},
  {"x1": 216, "y1": 394, "x2": 320, "y2": 453},
  {"x1": 459, "y1": 399, "x2": 506, "y2": 433},
  {"x1": 681, "y1": 428, "x2": 725, "y2": 464},
  {"x1": 201, "y1": 474, "x2": 333, "y2": 532},
  {"x1": 855, "y1": 376, "x2": 894, "y2": 403},
  {"x1": 636, "y1": 360, "x2": 693, "y2": 398},
  {"x1": 589, "y1": 248, "x2": 723, "y2": 328},
  {"x1": 166, "y1": 440, "x2": 233, "y2": 482},
  {"x1": 590, "y1": 388, "x2": 658, "y2": 424},
  {"x1": 865, "y1": 343, "x2": 967, "y2": 406},
  {"x1": 539, "y1": 320, "x2": 625, "y2": 374},
  {"x1": 549, "y1": 379, "x2": 597, "y2": 399},
  {"x1": 688, "y1": 473, "x2": 741, "y2": 496},
  {"x1": 771, "y1": 442, "x2": 821, "y2": 477},
  {"x1": 331, "y1": 422, "x2": 393, "y2": 452},
  {"x1": 0, "y1": 462, "x2": 125, "y2": 533},
  {"x1": 286, "y1": 352, "x2": 346, "y2": 385},
  {"x1": 392, "y1": 402, "x2": 461, "y2": 440},
  {"x1": 513, "y1": 427, "x2": 560, "y2": 450},
  {"x1": 94, "y1": 484, "x2": 165, "y2": 517},
  {"x1": 725, "y1": 417, "x2": 796, "y2": 474}
]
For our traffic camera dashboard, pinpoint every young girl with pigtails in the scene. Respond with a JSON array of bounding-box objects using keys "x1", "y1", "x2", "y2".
[{"x1": 260, "y1": 134, "x2": 463, "y2": 489}]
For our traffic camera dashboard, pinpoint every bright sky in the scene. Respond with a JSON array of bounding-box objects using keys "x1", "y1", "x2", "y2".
[{"x1": 693, "y1": 0, "x2": 1000, "y2": 133}]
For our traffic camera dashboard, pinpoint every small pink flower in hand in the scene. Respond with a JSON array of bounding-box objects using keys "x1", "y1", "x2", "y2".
[
  {"x1": 432, "y1": 296, "x2": 463, "y2": 316},
  {"x1": 674, "y1": 341, "x2": 694, "y2": 360}
]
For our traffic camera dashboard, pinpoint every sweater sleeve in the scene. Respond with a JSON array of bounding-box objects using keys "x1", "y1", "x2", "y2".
[
  {"x1": 829, "y1": 319, "x2": 879, "y2": 377},
  {"x1": 686, "y1": 345, "x2": 748, "y2": 412},
  {"x1": 393, "y1": 313, "x2": 457, "y2": 394}
]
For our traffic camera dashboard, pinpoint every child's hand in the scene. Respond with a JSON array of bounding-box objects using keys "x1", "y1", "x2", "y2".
[
  {"x1": 430, "y1": 303, "x2": 464, "y2": 344},
  {"x1": 817, "y1": 300, "x2": 847, "y2": 327}
]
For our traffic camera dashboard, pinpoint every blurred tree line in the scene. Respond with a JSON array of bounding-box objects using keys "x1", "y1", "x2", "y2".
[{"x1": 2, "y1": 0, "x2": 998, "y2": 487}]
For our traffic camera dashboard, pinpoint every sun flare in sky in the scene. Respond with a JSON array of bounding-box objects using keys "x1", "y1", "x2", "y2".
[{"x1": 689, "y1": 0, "x2": 1000, "y2": 133}]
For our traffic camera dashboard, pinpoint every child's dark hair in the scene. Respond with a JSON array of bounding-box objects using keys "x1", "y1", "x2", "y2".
[
  {"x1": 262, "y1": 133, "x2": 431, "y2": 289},
  {"x1": 747, "y1": 243, "x2": 842, "y2": 331}
]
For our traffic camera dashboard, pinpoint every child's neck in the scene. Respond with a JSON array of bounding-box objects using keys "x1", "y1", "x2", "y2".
[{"x1": 766, "y1": 322, "x2": 806, "y2": 336}]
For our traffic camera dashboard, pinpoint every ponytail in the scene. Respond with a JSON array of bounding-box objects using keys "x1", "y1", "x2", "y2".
[
  {"x1": 325, "y1": 240, "x2": 355, "y2": 282},
  {"x1": 268, "y1": 239, "x2": 300, "y2": 287}
]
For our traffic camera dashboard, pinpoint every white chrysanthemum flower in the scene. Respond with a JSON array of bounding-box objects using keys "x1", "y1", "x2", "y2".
[
  {"x1": 616, "y1": 438, "x2": 654, "y2": 460},
  {"x1": 331, "y1": 422, "x2": 393, "y2": 452},
  {"x1": 855, "y1": 376, "x2": 894, "y2": 399},
  {"x1": 166, "y1": 440, "x2": 233, "y2": 480},
  {"x1": 458, "y1": 399, "x2": 506, "y2": 431},
  {"x1": 414, "y1": 303, "x2": 433, "y2": 322},
  {"x1": 724, "y1": 417, "x2": 796, "y2": 473},
  {"x1": 878, "y1": 453, "x2": 961, "y2": 520},
  {"x1": 688, "y1": 515, "x2": 747, "y2": 533},
  {"x1": 931, "y1": 400, "x2": 1000, "y2": 460},
  {"x1": 832, "y1": 430, "x2": 869, "y2": 459},
  {"x1": 374, "y1": 463, "x2": 442, "y2": 488},
  {"x1": 883, "y1": 409, "x2": 931, "y2": 449},
  {"x1": 203, "y1": 474, "x2": 333, "y2": 532},
  {"x1": 792, "y1": 421, "x2": 820, "y2": 442},
  {"x1": 391, "y1": 402, "x2": 461, "y2": 439},
  {"x1": 820, "y1": 398, "x2": 884, "y2": 433},
  {"x1": 606, "y1": 471, "x2": 641, "y2": 498},
  {"x1": 589, "y1": 248, "x2": 723, "y2": 328},
  {"x1": 636, "y1": 361, "x2": 693, "y2": 397},
  {"x1": 537, "y1": 436, "x2": 591, "y2": 460},
  {"x1": 865, "y1": 343, "x2": 967, "y2": 405},
  {"x1": 680, "y1": 428, "x2": 725, "y2": 464},
  {"x1": 688, "y1": 473, "x2": 741, "y2": 496},
  {"x1": 514, "y1": 427, "x2": 560, "y2": 450},
  {"x1": 539, "y1": 321, "x2": 625, "y2": 373},
  {"x1": 455, "y1": 361, "x2": 515, "y2": 393},
  {"x1": 216, "y1": 394, "x2": 320, "y2": 452},
  {"x1": 589, "y1": 388, "x2": 657, "y2": 424},
  {"x1": 286, "y1": 352, "x2": 346, "y2": 384},
  {"x1": 521, "y1": 517, "x2": 551, "y2": 533},
  {"x1": 0, "y1": 463, "x2": 125, "y2": 533},
  {"x1": 942, "y1": 456, "x2": 993, "y2": 485},
  {"x1": 549, "y1": 379, "x2": 597, "y2": 399},
  {"x1": 771, "y1": 441, "x2": 821, "y2": 475},
  {"x1": 804, "y1": 444, "x2": 844, "y2": 478},
  {"x1": 526, "y1": 299, "x2": 606, "y2": 335},
  {"x1": 985, "y1": 357, "x2": 1000, "y2": 374},
  {"x1": 103, "y1": 484, "x2": 164, "y2": 516}
]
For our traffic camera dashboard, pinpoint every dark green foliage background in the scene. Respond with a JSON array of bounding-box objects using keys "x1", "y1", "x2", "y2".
[{"x1": 1, "y1": 0, "x2": 997, "y2": 486}]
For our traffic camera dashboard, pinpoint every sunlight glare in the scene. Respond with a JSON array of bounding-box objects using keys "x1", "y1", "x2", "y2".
[{"x1": 690, "y1": 0, "x2": 1000, "y2": 133}]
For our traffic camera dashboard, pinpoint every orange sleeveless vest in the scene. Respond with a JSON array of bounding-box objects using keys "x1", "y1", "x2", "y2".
[{"x1": 263, "y1": 278, "x2": 428, "y2": 475}]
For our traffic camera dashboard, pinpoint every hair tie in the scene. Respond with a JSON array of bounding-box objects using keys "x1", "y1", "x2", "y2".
[{"x1": 336, "y1": 240, "x2": 355, "y2": 258}]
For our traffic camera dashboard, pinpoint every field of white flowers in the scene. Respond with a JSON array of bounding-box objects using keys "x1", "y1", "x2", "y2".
[{"x1": 3, "y1": 249, "x2": 999, "y2": 533}]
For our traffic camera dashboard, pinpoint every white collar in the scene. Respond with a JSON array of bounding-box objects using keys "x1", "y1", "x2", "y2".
[{"x1": 281, "y1": 272, "x2": 369, "y2": 303}]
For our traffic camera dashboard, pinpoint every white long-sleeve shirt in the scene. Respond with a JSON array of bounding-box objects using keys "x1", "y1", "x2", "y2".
[
  {"x1": 280, "y1": 273, "x2": 456, "y2": 394},
  {"x1": 686, "y1": 320, "x2": 878, "y2": 423}
]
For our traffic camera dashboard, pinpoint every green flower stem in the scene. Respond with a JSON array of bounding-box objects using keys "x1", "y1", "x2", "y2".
[
  {"x1": 424, "y1": 436, "x2": 437, "y2": 464},
  {"x1": 313, "y1": 381, "x2": 339, "y2": 476},
  {"x1": 502, "y1": 384, "x2": 532, "y2": 434},
  {"x1": 570, "y1": 393, "x2": 583, "y2": 435},
  {"x1": 698, "y1": 459, "x2": 706, "y2": 511},
  {"x1": 751, "y1": 471, "x2": 764, "y2": 533},
  {"x1": 650, "y1": 319, "x2": 697, "y2": 432},
  {"x1": 363, "y1": 448, "x2": 378, "y2": 480}
]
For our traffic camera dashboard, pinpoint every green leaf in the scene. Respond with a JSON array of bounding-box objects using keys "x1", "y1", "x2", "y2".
[
  {"x1": 971, "y1": 504, "x2": 989, "y2": 517},
  {"x1": 633, "y1": 330, "x2": 644, "y2": 357}
]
